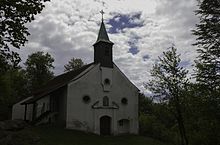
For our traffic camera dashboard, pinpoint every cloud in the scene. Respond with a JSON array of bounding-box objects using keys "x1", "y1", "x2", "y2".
[
  {"x1": 108, "y1": 12, "x2": 144, "y2": 34},
  {"x1": 18, "y1": 0, "x2": 199, "y2": 94}
]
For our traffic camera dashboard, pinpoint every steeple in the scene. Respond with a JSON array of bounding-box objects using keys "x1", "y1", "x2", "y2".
[
  {"x1": 94, "y1": 10, "x2": 113, "y2": 45},
  {"x1": 93, "y1": 11, "x2": 114, "y2": 68},
  {"x1": 96, "y1": 21, "x2": 111, "y2": 43}
]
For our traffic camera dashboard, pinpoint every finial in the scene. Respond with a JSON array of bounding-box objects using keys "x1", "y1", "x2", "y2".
[{"x1": 100, "y1": 10, "x2": 104, "y2": 21}]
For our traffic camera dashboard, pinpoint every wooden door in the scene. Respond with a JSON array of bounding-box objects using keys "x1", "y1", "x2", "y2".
[{"x1": 100, "y1": 116, "x2": 111, "y2": 135}]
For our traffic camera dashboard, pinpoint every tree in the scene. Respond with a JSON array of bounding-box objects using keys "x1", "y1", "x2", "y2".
[
  {"x1": 0, "y1": 66, "x2": 28, "y2": 120},
  {"x1": 192, "y1": 0, "x2": 220, "y2": 98},
  {"x1": 0, "y1": 53, "x2": 11, "y2": 74},
  {"x1": 24, "y1": 51, "x2": 54, "y2": 93},
  {"x1": 0, "y1": 0, "x2": 50, "y2": 69},
  {"x1": 138, "y1": 94, "x2": 176, "y2": 143},
  {"x1": 191, "y1": 1, "x2": 220, "y2": 144},
  {"x1": 0, "y1": 53, "x2": 28, "y2": 120},
  {"x1": 64, "y1": 57, "x2": 85, "y2": 72},
  {"x1": 138, "y1": 93, "x2": 153, "y2": 115},
  {"x1": 0, "y1": 68, "x2": 28, "y2": 103},
  {"x1": 146, "y1": 46, "x2": 189, "y2": 145}
]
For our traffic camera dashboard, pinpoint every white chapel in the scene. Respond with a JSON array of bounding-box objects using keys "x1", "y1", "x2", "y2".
[{"x1": 12, "y1": 16, "x2": 139, "y2": 135}]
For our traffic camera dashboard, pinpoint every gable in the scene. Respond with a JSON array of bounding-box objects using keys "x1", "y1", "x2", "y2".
[
  {"x1": 66, "y1": 62, "x2": 139, "y2": 96},
  {"x1": 113, "y1": 63, "x2": 139, "y2": 92}
]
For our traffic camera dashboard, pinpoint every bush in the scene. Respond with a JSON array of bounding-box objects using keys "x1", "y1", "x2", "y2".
[
  {"x1": 0, "y1": 104, "x2": 11, "y2": 121},
  {"x1": 139, "y1": 113, "x2": 175, "y2": 143}
]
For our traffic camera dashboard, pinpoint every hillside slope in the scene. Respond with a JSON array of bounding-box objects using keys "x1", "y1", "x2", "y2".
[
  {"x1": 31, "y1": 125, "x2": 171, "y2": 145},
  {"x1": 0, "y1": 124, "x2": 172, "y2": 145}
]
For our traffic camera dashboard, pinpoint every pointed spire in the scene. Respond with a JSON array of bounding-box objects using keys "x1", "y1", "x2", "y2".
[
  {"x1": 94, "y1": 10, "x2": 113, "y2": 45},
  {"x1": 97, "y1": 21, "x2": 110, "y2": 41}
]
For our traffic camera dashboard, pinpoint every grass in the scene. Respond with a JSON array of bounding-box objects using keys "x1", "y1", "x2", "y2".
[{"x1": 27, "y1": 125, "x2": 172, "y2": 145}]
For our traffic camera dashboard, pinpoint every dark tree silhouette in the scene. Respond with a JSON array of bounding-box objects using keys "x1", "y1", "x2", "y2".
[
  {"x1": 64, "y1": 57, "x2": 85, "y2": 72},
  {"x1": 146, "y1": 46, "x2": 189, "y2": 145},
  {"x1": 191, "y1": 1, "x2": 220, "y2": 144},
  {"x1": 192, "y1": 0, "x2": 220, "y2": 94},
  {"x1": 0, "y1": 0, "x2": 50, "y2": 69},
  {"x1": 25, "y1": 51, "x2": 54, "y2": 93}
]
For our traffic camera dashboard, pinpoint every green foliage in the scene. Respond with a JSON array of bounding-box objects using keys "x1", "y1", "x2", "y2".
[
  {"x1": 192, "y1": 0, "x2": 220, "y2": 106},
  {"x1": 64, "y1": 57, "x2": 85, "y2": 72},
  {"x1": 146, "y1": 46, "x2": 189, "y2": 103},
  {"x1": 181, "y1": 83, "x2": 220, "y2": 145},
  {"x1": 24, "y1": 51, "x2": 54, "y2": 93},
  {"x1": 146, "y1": 46, "x2": 189, "y2": 145},
  {"x1": 0, "y1": 67, "x2": 28, "y2": 120},
  {"x1": 0, "y1": 51, "x2": 54, "y2": 120},
  {"x1": 0, "y1": 53, "x2": 12, "y2": 73},
  {"x1": 0, "y1": 69, "x2": 26, "y2": 104},
  {"x1": 0, "y1": 69, "x2": 27, "y2": 104},
  {"x1": 190, "y1": 1, "x2": 220, "y2": 144},
  {"x1": 139, "y1": 113, "x2": 175, "y2": 143},
  {"x1": 138, "y1": 94, "x2": 177, "y2": 143},
  {"x1": 0, "y1": 0, "x2": 50, "y2": 68},
  {"x1": 138, "y1": 93, "x2": 153, "y2": 115}
]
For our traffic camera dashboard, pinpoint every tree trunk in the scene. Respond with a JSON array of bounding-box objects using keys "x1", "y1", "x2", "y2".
[{"x1": 175, "y1": 105, "x2": 188, "y2": 145}]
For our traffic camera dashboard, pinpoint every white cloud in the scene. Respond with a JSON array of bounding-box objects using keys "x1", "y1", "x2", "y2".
[{"x1": 18, "y1": 0, "x2": 199, "y2": 94}]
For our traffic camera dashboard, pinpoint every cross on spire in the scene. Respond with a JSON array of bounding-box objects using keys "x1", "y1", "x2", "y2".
[
  {"x1": 100, "y1": 10, "x2": 104, "y2": 21},
  {"x1": 94, "y1": 9, "x2": 114, "y2": 68},
  {"x1": 94, "y1": 9, "x2": 113, "y2": 45}
]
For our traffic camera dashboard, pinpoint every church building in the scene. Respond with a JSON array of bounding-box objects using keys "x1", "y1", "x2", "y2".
[{"x1": 12, "y1": 16, "x2": 139, "y2": 135}]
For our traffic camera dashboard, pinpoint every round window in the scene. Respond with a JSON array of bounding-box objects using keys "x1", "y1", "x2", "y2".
[
  {"x1": 104, "y1": 78, "x2": 110, "y2": 85},
  {"x1": 82, "y1": 95, "x2": 91, "y2": 103},
  {"x1": 121, "y1": 98, "x2": 128, "y2": 105}
]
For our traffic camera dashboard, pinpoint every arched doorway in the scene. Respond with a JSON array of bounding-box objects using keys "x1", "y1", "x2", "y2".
[{"x1": 100, "y1": 116, "x2": 111, "y2": 135}]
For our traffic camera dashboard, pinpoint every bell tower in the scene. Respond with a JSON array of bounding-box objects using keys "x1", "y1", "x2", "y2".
[{"x1": 93, "y1": 10, "x2": 114, "y2": 68}]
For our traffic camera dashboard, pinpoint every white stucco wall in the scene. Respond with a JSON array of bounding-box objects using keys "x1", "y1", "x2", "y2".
[{"x1": 66, "y1": 63, "x2": 139, "y2": 135}]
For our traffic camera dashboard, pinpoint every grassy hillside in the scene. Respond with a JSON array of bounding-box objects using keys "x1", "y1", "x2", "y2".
[{"x1": 30, "y1": 125, "x2": 171, "y2": 145}]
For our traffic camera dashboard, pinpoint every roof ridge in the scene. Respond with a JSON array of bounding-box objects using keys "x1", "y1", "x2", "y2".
[{"x1": 21, "y1": 63, "x2": 95, "y2": 104}]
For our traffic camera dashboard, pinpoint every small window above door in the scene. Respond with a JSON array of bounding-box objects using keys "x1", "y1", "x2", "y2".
[{"x1": 103, "y1": 96, "x2": 109, "y2": 106}]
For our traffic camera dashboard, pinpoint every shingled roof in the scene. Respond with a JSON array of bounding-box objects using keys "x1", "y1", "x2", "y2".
[{"x1": 22, "y1": 63, "x2": 94, "y2": 104}]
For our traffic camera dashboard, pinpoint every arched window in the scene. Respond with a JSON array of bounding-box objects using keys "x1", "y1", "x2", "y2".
[{"x1": 103, "y1": 96, "x2": 109, "y2": 106}]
